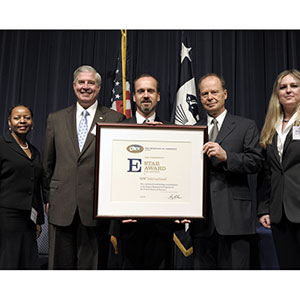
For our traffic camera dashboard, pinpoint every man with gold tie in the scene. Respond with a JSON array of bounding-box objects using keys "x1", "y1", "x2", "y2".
[{"x1": 190, "y1": 73, "x2": 264, "y2": 269}]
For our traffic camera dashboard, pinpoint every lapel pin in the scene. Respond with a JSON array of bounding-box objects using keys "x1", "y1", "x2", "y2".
[{"x1": 99, "y1": 116, "x2": 103, "y2": 120}]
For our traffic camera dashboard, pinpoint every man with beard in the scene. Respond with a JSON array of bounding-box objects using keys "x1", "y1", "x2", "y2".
[
  {"x1": 111, "y1": 74, "x2": 174, "y2": 269},
  {"x1": 124, "y1": 74, "x2": 163, "y2": 124},
  {"x1": 43, "y1": 65, "x2": 125, "y2": 269}
]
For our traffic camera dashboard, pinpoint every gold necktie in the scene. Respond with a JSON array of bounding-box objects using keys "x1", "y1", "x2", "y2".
[{"x1": 209, "y1": 118, "x2": 218, "y2": 142}]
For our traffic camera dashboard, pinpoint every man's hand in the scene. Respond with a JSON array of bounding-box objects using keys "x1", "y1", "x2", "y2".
[
  {"x1": 36, "y1": 225, "x2": 42, "y2": 239},
  {"x1": 175, "y1": 219, "x2": 191, "y2": 224},
  {"x1": 122, "y1": 219, "x2": 138, "y2": 223},
  {"x1": 203, "y1": 142, "x2": 227, "y2": 161},
  {"x1": 144, "y1": 121, "x2": 163, "y2": 125},
  {"x1": 259, "y1": 214, "x2": 271, "y2": 229}
]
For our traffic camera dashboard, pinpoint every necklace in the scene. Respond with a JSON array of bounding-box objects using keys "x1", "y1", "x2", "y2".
[
  {"x1": 20, "y1": 142, "x2": 29, "y2": 150},
  {"x1": 283, "y1": 119, "x2": 290, "y2": 122}
]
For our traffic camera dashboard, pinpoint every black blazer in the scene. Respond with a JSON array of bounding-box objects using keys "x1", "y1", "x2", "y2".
[
  {"x1": 257, "y1": 129, "x2": 300, "y2": 224},
  {"x1": 192, "y1": 112, "x2": 264, "y2": 237},
  {"x1": 0, "y1": 131, "x2": 44, "y2": 225}
]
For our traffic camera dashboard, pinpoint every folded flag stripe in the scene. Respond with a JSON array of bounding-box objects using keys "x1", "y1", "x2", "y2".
[{"x1": 173, "y1": 232, "x2": 193, "y2": 257}]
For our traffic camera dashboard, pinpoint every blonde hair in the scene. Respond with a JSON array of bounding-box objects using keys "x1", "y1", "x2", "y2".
[{"x1": 260, "y1": 69, "x2": 300, "y2": 148}]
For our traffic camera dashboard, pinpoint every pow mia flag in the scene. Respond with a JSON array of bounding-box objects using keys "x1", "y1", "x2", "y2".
[
  {"x1": 174, "y1": 32, "x2": 199, "y2": 125},
  {"x1": 172, "y1": 32, "x2": 197, "y2": 269}
]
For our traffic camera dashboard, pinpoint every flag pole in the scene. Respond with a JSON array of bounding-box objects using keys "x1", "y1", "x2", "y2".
[{"x1": 121, "y1": 29, "x2": 127, "y2": 116}]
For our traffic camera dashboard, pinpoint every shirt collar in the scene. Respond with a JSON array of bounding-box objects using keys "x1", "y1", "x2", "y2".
[
  {"x1": 276, "y1": 111, "x2": 299, "y2": 135},
  {"x1": 207, "y1": 109, "x2": 227, "y2": 127},
  {"x1": 136, "y1": 111, "x2": 156, "y2": 124},
  {"x1": 76, "y1": 100, "x2": 98, "y2": 116}
]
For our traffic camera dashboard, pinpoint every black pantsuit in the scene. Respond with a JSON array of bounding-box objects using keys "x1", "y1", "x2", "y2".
[
  {"x1": 271, "y1": 213, "x2": 300, "y2": 269},
  {"x1": 0, "y1": 207, "x2": 40, "y2": 269},
  {"x1": 0, "y1": 132, "x2": 44, "y2": 270},
  {"x1": 257, "y1": 130, "x2": 300, "y2": 269}
]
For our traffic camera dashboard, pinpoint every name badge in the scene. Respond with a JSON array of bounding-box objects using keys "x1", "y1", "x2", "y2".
[
  {"x1": 293, "y1": 126, "x2": 300, "y2": 140},
  {"x1": 91, "y1": 125, "x2": 96, "y2": 136},
  {"x1": 31, "y1": 207, "x2": 37, "y2": 224}
]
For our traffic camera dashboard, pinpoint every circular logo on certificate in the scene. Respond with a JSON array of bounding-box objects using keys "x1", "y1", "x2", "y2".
[{"x1": 127, "y1": 144, "x2": 144, "y2": 153}]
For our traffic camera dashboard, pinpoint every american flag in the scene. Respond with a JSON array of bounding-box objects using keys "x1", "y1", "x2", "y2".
[{"x1": 111, "y1": 30, "x2": 132, "y2": 119}]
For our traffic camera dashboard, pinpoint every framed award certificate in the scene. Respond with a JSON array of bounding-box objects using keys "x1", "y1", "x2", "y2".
[{"x1": 94, "y1": 123, "x2": 208, "y2": 220}]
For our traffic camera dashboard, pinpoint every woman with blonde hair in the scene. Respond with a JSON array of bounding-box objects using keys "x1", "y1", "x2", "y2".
[{"x1": 258, "y1": 69, "x2": 300, "y2": 269}]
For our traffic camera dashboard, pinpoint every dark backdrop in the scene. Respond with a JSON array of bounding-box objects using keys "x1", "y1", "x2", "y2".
[
  {"x1": 1, "y1": 29, "x2": 298, "y2": 269},
  {"x1": 1, "y1": 30, "x2": 300, "y2": 150}
]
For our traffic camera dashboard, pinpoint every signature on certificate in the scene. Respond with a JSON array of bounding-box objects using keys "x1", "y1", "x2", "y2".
[{"x1": 168, "y1": 194, "x2": 182, "y2": 200}]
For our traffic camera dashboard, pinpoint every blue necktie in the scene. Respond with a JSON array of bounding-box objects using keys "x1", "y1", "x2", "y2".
[{"x1": 78, "y1": 110, "x2": 89, "y2": 151}]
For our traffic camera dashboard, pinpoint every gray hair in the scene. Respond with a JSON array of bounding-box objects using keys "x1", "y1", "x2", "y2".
[{"x1": 73, "y1": 65, "x2": 102, "y2": 87}]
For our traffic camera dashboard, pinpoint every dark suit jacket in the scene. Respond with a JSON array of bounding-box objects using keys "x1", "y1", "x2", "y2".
[
  {"x1": 257, "y1": 129, "x2": 300, "y2": 224},
  {"x1": 0, "y1": 131, "x2": 44, "y2": 225},
  {"x1": 192, "y1": 112, "x2": 263, "y2": 237},
  {"x1": 42, "y1": 104, "x2": 125, "y2": 227},
  {"x1": 109, "y1": 114, "x2": 174, "y2": 239}
]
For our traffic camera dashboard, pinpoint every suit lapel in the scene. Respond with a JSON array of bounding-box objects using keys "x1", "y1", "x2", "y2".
[
  {"x1": 270, "y1": 133, "x2": 281, "y2": 166},
  {"x1": 154, "y1": 115, "x2": 161, "y2": 123},
  {"x1": 215, "y1": 113, "x2": 236, "y2": 144},
  {"x1": 282, "y1": 127, "x2": 293, "y2": 156},
  {"x1": 29, "y1": 143, "x2": 37, "y2": 160},
  {"x1": 270, "y1": 129, "x2": 293, "y2": 166},
  {"x1": 80, "y1": 105, "x2": 106, "y2": 155},
  {"x1": 129, "y1": 116, "x2": 137, "y2": 124},
  {"x1": 197, "y1": 118, "x2": 207, "y2": 126},
  {"x1": 4, "y1": 131, "x2": 31, "y2": 159},
  {"x1": 65, "y1": 105, "x2": 80, "y2": 155}
]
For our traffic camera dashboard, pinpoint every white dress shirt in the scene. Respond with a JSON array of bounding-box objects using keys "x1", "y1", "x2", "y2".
[
  {"x1": 136, "y1": 111, "x2": 156, "y2": 124},
  {"x1": 76, "y1": 100, "x2": 98, "y2": 133},
  {"x1": 207, "y1": 109, "x2": 227, "y2": 137},
  {"x1": 275, "y1": 112, "x2": 298, "y2": 162}
]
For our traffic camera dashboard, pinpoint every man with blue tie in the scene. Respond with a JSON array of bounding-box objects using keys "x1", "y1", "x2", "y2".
[{"x1": 43, "y1": 65, "x2": 125, "y2": 269}]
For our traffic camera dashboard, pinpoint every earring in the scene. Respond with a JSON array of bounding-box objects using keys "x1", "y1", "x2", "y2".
[{"x1": 9, "y1": 127, "x2": 11, "y2": 131}]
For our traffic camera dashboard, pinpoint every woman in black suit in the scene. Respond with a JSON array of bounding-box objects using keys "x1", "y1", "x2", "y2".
[
  {"x1": 258, "y1": 69, "x2": 300, "y2": 269},
  {"x1": 0, "y1": 104, "x2": 44, "y2": 269}
]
